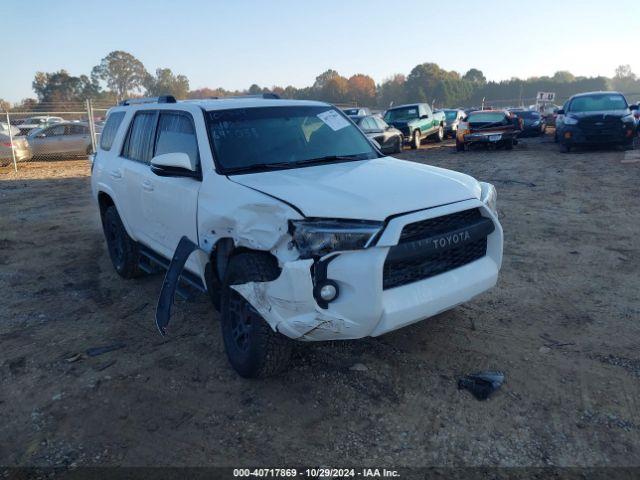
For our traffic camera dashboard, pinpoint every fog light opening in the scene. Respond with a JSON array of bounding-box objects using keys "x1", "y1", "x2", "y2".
[{"x1": 314, "y1": 280, "x2": 340, "y2": 308}]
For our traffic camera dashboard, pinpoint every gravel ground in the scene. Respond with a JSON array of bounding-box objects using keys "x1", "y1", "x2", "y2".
[{"x1": 1, "y1": 133, "x2": 639, "y2": 469}]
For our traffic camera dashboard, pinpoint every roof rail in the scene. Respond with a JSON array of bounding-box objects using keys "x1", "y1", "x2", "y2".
[
  {"x1": 204, "y1": 93, "x2": 281, "y2": 100},
  {"x1": 119, "y1": 95, "x2": 177, "y2": 106}
]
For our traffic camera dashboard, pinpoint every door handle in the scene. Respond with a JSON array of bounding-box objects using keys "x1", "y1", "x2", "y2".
[
  {"x1": 109, "y1": 170, "x2": 122, "y2": 179},
  {"x1": 142, "y1": 180, "x2": 154, "y2": 192}
]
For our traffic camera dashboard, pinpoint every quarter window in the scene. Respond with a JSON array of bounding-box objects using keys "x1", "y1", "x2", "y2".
[
  {"x1": 122, "y1": 111, "x2": 157, "y2": 164},
  {"x1": 100, "y1": 111, "x2": 125, "y2": 151},
  {"x1": 154, "y1": 112, "x2": 199, "y2": 167}
]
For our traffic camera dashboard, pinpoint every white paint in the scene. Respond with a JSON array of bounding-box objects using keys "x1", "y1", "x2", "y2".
[{"x1": 91, "y1": 97, "x2": 503, "y2": 342}]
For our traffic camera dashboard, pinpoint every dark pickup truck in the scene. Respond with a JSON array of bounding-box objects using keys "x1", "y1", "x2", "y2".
[
  {"x1": 383, "y1": 103, "x2": 445, "y2": 149},
  {"x1": 456, "y1": 110, "x2": 520, "y2": 151}
]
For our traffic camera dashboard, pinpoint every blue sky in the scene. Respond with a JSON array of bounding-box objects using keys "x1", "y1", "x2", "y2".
[{"x1": 2, "y1": 0, "x2": 638, "y2": 103}]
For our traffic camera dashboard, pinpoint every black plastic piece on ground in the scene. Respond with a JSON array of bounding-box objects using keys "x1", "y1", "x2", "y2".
[
  {"x1": 458, "y1": 371, "x2": 505, "y2": 400},
  {"x1": 155, "y1": 236, "x2": 199, "y2": 336},
  {"x1": 86, "y1": 343, "x2": 126, "y2": 357}
]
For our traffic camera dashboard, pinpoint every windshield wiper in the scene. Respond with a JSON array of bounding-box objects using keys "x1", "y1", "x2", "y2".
[
  {"x1": 226, "y1": 162, "x2": 297, "y2": 174},
  {"x1": 226, "y1": 154, "x2": 371, "y2": 175},
  {"x1": 294, "y1": 154, "x2": 369, "y2": 165}
]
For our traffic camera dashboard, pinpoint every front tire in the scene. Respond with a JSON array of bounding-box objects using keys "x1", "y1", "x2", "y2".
[
  {"x1": 221, "y1": 253, "x2": 293, "y2": 378},
  {"x1": 394, "y1": 136, "x2": 403, "y2": 154},
  {"x1": 102, "y1": 206, "x2": 141, "y2": 279},
  {"x1": 411, "y1": 130, "x2": 421, "y2": 149},
  {"x1": 456, "y1": 139, "x2": 465, "y2": 152},
  {"x1": 560, "y1": 143, "x2": 571, "y2": 153}
]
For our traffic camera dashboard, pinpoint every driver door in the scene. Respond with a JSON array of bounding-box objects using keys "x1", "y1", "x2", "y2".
[{"x1": 141, "y1": 111, "x2": 200, "y2": 259}]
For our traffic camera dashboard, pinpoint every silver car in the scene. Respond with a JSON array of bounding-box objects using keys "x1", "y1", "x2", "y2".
[{"x1": 27, "y1": 122, "x2": 94, "y2": 158}]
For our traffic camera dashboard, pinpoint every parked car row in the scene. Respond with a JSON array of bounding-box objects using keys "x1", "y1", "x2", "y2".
[{"x1": 342, "y1": 90, "x2": 638, "y2": 155}]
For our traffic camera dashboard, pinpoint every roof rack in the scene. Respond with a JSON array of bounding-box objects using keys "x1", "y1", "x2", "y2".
[{"x1": 119, "y1": 95, "x2": 177, "y2": 106}]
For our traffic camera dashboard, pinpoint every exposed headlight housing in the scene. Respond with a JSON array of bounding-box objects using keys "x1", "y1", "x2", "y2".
[
  {"x1": 291, "y1": 219, "x2": 383, "y2": 259},
  {"x1": 480, "y1": 182, "x2": 498, "y2": 217},
  {"x1": 563, "y1": 115, "x2": 578, "y2": 125},
  {"x1": 621, "y1": 114, "x2": 635, "y2": 123}
]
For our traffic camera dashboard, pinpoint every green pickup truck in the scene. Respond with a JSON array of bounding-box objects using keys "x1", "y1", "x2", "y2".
[{"x1": 383, "y1": 103, "x2": 446, "y2": 149}]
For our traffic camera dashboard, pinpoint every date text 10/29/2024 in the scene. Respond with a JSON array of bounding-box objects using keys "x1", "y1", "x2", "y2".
[{"x1": 233, "y1": 468, "x2": 401, "y2": 478}]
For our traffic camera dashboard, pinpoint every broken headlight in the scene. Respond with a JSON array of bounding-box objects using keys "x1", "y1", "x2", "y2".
[
  {"x1": 291, "y1": 219, "x2": 383, "y2": 258},
  {"x1": 480, "y1": 182, "x2": 498, "y2": 217}
]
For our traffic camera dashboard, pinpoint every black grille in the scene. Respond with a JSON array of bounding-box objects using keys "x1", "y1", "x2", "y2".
[
  {"x1": 383, "y1": 208, "x2": 489, "y2": 290},
  {"x1": 399, "y1": 208, "x2": 482, "y2": 243},
  {"x1": 578, "y1": 116, "x2": 624, "y2": 142}
]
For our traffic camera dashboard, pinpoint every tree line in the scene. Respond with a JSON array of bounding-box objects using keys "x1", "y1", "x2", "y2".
[{"x1": 2, "y1": 50, "x2": 639, "y2": 112}]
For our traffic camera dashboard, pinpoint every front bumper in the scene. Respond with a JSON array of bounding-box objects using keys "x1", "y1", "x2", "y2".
[
  {"x1": 233, "y1": 199, "x2": 503, "y2": 341},
  {"x1": 559, "y1": 124, "x2": 636, "y2": 145}
]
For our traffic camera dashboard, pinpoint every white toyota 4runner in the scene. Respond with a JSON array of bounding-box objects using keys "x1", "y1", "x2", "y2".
[{"x1": 91, "y1": 94, "x2": 503, "y2": 378}]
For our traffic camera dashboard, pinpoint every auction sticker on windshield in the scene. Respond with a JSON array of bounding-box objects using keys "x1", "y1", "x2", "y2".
[{"x1": 317, "y1": 110, "x2": 350, "y2": 131}]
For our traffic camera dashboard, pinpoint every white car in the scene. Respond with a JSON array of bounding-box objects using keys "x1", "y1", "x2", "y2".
[{"x1": 91, "y1": 94, "x2": 503, "y2": 377}]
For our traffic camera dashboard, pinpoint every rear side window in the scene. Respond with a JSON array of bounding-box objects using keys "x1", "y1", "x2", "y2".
[
  {"x1": 100, "y1": 112, "x2": 125, "y2": 151},
  {"x1": 70, "y1": 124, "x2": 89, "y2": 134},
  {"x1": 122, "y1": 111, "x2": 157, "y2": 164},
  {"x1": 154, "y1": 112, "x2": 199, "y2": 167}
]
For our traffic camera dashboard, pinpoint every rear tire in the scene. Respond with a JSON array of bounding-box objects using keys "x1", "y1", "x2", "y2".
[
  {"x1": 434, "y1": 125, "x2": 444, "y2": 142},
  {"x1": 560, "y1": 143, "x2": 571, "y2": 153},
  {"x1": 411, "y1": 130, "x2": 421, "y2": 149},
  {"x1": 102, "y1": 206, "x2": 141, "y2": 279},
  {"x1": 221, "y1": 253, "x2": 293, "y2": 378}
]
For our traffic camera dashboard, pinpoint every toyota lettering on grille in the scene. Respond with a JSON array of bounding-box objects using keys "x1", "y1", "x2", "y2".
[{"x1": 432, "y1": 230, "x2": 471, "y2": 249}]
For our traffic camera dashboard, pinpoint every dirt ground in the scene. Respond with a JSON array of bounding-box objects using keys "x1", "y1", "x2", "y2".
[{"x1": 1, "y1": 132, "x2": 639, "y2": 469}]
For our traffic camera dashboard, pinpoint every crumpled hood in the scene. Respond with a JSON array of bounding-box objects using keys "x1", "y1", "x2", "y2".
[{"x1": 228, "y1": 157, "x2": 481, "y2": 221}]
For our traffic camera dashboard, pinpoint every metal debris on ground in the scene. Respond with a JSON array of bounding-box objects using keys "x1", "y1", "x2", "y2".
[
  {"x1": 85, "y1": 343, "x2": 126, "y2": 357},
  {"x1": 458, "y1": 371, "x2": 505, "y2": 400},
  {"x1": 349, "y1": 363, "x2": 368, "y2": 372}
]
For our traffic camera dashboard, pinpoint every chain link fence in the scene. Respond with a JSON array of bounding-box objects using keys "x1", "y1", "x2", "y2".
[{"x1": 1, "y1": 100, "x2": 115, "y2": 172}]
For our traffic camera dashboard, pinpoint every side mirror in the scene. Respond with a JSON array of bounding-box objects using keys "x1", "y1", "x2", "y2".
[
  {"x1": 630, "y1": 104, "x2": 639, "y2": 111},
  {"x1": 151, "y1": 152, "x2": 198, "y2": 178},
  {"x1": 36, "y1": 133, "x2": 46, "y2": 138},
  {"x1": 556, "y1": 109, "x2": 565, "y2": 115}
]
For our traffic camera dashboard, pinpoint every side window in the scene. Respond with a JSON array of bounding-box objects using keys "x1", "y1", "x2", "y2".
[
  {"x1": 71, "y1": 124, "x2": 89, "y2": 134},
  {"x1": 122, "y1": 111, "x2": 157, "y2": 164},
  {"x1": 154, "y1": 112, "x2": 199, "y2": 168},
  {"x1": 100, "y1": 111, "x2": 126, "y2": 151},
  {"x1": 422, "y1": 104, "x2": 432, "y2": 117},
  {"x1": 46, "y1": 125, "x2": 65, "y2": 136}
]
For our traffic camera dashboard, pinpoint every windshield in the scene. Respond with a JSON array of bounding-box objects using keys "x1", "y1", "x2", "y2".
[
  {"x1": 467, "y1": 112, "x2": 507, "y2": 123},
  {"x1": 384, "y1": 107, "x2": 419, "y2": 122},
  {"x1": 444, "y1": 110, "x2": 457, "y2": 121},
  {"x1": 207, "y1": 106, "x2": 378, "y2": 174},
  {"x1": 569, "y1": 94, "x2": 627, "y2": 112}
]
